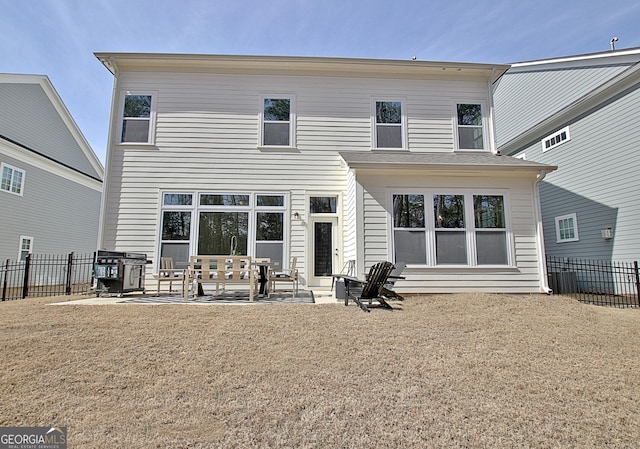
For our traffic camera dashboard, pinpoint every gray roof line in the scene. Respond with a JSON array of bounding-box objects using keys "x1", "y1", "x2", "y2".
[{"x1": 338, "y1": 151, "x2": 556, "y2": 171}]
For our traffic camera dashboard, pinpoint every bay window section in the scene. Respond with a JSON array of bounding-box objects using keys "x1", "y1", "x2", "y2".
[
  {"x1": 434, "y1": 195, "x2": 467, "y2": 265},
  {"x1": 392, "y1": 194, "x2": 427, "y2": 264},
  {"x1": 391, "y1": 191, "x2": 510, "y2": 267},
  {"x1": 474, "y1": 195, "x2": 508, "y2": 265}
]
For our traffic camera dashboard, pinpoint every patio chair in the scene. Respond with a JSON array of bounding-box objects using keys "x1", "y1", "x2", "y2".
[
  {"x1": 343, "y1": 261, "x2": 395, "y2": 312},
  {"x1": 154, "y1": 257, "x2": 184, "y2": 294},
  {"x1": 270, "y1": 256, "x2": 298, "y2": 297},
  {"x1": 380, "y1": 261, "x2": 406, "y2": 301}
]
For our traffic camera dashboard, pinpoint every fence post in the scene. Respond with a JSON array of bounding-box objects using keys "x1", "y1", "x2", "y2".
[
  {"x1": 66, "y1": 252, "x2": 74, "y2": 295},
  {"x1": 22, "y1": 253, "x2": 31, "y2": 299},
  {"x1": 2, "y1": 259, "x2": 8, "y2": 301},
  {"x1": 634, "y1": 261, "x2": 640, "y2": 307}
]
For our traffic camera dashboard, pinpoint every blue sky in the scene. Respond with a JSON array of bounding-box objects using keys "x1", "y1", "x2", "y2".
[{"x1": 2, "y1": 0, "x2": 639, "y2": 164}]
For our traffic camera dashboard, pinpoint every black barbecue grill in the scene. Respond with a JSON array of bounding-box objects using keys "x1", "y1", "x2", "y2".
[{"x1": 95, "y1": 250, "x2": 151, "y2": 297}]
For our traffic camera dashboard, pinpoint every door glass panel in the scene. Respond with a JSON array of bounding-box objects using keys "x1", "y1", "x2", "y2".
[{"x1": 314, "y1": 222, "x2": 333, "y2": 276}]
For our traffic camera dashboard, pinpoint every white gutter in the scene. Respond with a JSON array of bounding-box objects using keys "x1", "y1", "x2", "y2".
[{"x1": 533, "y1": 169, "x2": 552, "y2": 294}]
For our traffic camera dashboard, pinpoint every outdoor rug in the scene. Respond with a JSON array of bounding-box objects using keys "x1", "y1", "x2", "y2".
[{"x1": 118, "y1": 290, "x2": 315, "y2": 305}]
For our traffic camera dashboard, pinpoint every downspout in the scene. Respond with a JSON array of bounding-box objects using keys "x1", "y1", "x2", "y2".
[
  {"x1": 96, "y1": 56, "x2": 119, "y2": 250},
  {"x1": 534, "y1": 169, "x2": 553, "y2": 294}
]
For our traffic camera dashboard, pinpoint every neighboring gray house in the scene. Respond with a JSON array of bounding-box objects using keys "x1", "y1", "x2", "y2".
[
  {"x1": 0, "y1": 74, "x2": 104, "y2": 261},
  {"x1": 493, "y1": 48, "x2": 640, "y2": 263},
  {"x1": 95, "y1": 53, "x2": 556, "y2": 294}
]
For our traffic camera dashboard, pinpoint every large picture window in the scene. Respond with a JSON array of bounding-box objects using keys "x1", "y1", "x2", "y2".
[
  {"x1": 392, "y1": 191, "x2": 510, "y2": 266},
  {"x1": 121, "y1": 93, "x2": 154, "y2": 143},
  {"x1": 159, "y1": 191, "x2": 287, "y2": 270},
  {"x1": 374, "y1": 100, "x2": 404, "y2": 148}
]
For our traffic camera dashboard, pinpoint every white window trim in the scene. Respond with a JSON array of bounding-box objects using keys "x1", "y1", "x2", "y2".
[
  {"x1": 453, "y1": 101, "x2": 488, "y2": 151},
  {"x1": 18, "y1": 235, "x2": 33, "y2": 260},
  {"x1": 389, "y1": 189, "x2": 513, "y2": 268},
  {"x1": 542, "y1": 126, "x2": 570, "y2": 152},
  {"x1": 117, "y1": 91, "x2": 157, "y2": 145},
  {"x1": 555, "y1": 213, "x2": 579, "y2": 243},
  {"x1": 372, "y1": 98, "x2": 407, "y2": 150},
  {"x1": 258, "y1": 95, "x2": 297, "y2": 150},
  {"x1": 1, "y1": 162, "x2": 26, "y2": 196}
]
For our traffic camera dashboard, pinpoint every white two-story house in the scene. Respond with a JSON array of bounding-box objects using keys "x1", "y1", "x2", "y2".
[{"x1": 95, "y1": 53, "x2": 555, "y2": 294}]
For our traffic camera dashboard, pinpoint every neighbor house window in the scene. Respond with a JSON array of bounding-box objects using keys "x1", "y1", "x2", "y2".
[
  {"x1": 1, "y1": 162, "x2": 25, "y2": 196},
  {"x1": 18, "y1": 236, "x2": 33, "y2": 260},
  {"x1": 392, "y1": 191, "x2": 510, "y2": 266},
  {"x1": 262, "y1": 97, "x2": 294, "y2": 147},
  {"x1": 374, "y1": 100, "x2": 405, "y2": 148},
  {"x1": 159, "y1": 193, "x2": 193, "y2": 269},
  {"x1": 121, "y1": 93, "x2": 154, "y2": 143},
  {"x1": 555, "y1": 213, "x2": 579, "y2": 243},
  {"x1": 542, "y1": 127, "x2": 570, "y2": 152},
  {"x1": 456, "y1": 103, "x2": 485, "y2": 150}
]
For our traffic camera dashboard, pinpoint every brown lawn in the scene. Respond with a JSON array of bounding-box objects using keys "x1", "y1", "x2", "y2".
[{"x1": 1, "y1": 293, "x2": 640, "y2": 448}]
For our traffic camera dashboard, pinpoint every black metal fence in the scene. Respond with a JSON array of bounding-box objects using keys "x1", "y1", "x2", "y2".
[
  {"x1": 547, "y1": 255, "x2": 640, "y2": 308},
  {"x1": 1, "y1": 252, "x2": 95, "y2": 301}
]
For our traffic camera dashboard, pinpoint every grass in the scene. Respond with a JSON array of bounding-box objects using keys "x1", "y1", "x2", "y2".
[{"x1": 1, "y1": 293, "x2": 640, "y2": 448}]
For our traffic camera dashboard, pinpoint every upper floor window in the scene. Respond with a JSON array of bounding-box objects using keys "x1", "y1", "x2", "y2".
[
  {"x1": 1, "y1": 162, "x2": 25, "y2": 196},
  {"x1": 121, "y1": 93, "x2": 154, "y2": 144},
  {"x1": 542, "y1": 127, "x2": 570, "y2": 152},
  {"x1": 555, "y1": 213, "x2": 579, "y2": 243},
  {"x1": 262, "y1": 97, "x2": 294, "y2": 147},
  {"x1": 456, "y1": 103, "x2": 485, "y2": 150},
  {"x1": 374, "y1": 100, "x2": 405, "y2": 149}
]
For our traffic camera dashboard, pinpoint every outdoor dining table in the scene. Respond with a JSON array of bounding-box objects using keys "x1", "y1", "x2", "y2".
[{"x1": 253, "y1": 260, "x2": 276, "y2": 296}]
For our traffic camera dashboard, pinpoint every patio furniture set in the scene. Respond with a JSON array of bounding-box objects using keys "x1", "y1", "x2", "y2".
[{"x1": 154, "y1": 255, "x2": 298, "y2": 300}]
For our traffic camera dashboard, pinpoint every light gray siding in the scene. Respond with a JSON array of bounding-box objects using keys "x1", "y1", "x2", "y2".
[
  {"x1": 511, "y1": 83, "x2": 640, "y2": 263},
  {"x1": 0, "y1": 82, "x2": 101, "y2": 179},
  {"x1": 0, "y1": 150, "x2": 101, "y2": 261},
  {"x1": 493, "y1": 64, "x2": 631, "y2": 147}
]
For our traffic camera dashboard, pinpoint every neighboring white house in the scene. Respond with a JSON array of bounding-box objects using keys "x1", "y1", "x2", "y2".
[
  {"x1": 95, "y1": 53, "x2": 555, "y2": 294},
  {"x1": 0, "y1": 74, "x2": 104, "y2": 262},
  {"x1": 493, "y1": 47, "x2": 640, "y2": 263}
]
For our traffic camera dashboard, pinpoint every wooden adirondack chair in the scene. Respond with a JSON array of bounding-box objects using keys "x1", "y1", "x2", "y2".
[
  {"x1": 342, "y1": 261, "x2": 395, "y2": 312},
  {"x1": 380, "y1": 261, "x2": 406, "y2": 301}
]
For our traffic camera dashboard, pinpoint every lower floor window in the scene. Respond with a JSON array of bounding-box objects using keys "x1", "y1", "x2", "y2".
[
  {"x1": 19, "y1": 236, "x2": 33, "y2": 260},
  {"x1": 159, "y1": 192, "x2": 286, "y2": 269},
  {"x1": 392, "y1": 191, "x2": 510, "y2": 266},
  {"x1": 555, "y1": 213, "x2": 578, "y2": 243}
]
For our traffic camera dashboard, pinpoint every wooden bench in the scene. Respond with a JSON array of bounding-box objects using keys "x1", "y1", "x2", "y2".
[{"x1": 183, "y1": 256, "x2": 258, "y2": 300}]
